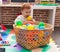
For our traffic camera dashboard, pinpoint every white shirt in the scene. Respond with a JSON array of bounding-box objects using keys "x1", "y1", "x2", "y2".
[
  {"x1": 14, "y1": 15, "x2": 36, "y2": 24},
  {"x1": 14, "y1": 15, "x2": 27, "y2": 24}
]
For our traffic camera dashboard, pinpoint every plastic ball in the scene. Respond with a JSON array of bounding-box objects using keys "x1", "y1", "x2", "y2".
[
  {"x1": 26, "y1": 24, "x2": 30, "y2": 26},
  {"x1": 27, "y1": 25, "x2": 34, "y2": 30},
  {"x1": 0, "y1": 37, "x2": 2, "y2": 41},
  {"x1": 22, "y1": 25, "x2": 27, "y2": 29},
  {"x1": 15, "y1": 20, "x2": 23, "y2": 26},
  {"x1": 1, "y1": 41, "x2": 5, "y2": 44},
  {"x1": 39, "y1": 31, "x2": 44, "y2": 37},
  {"x1": 27, "y1": 21, "x2": 35, "y2": 25},
  {"x1": 39, "y1": 26, "x2": 45, "y2": 30},
  {"x1": 38, "y1": 22, "x2": 45, "y2": 26},
  {"x1": 5, "y1": 41, "x2": 9, "y2": 44},
  {"x1": 16, "y1": 26, "x2": 21, "y2": 28},
  {"x1": 27, "y1": 16, "x2": 32, "y2": 21},
  {"x1": 34, "y1": 25, "x2": 39, "y2": 30},
  {"x1": 34, "y1": 25, "x2": 39, "y2": 28},
  {"x1": 23, "y1": 21, "x2": 28, "y2": 25}
]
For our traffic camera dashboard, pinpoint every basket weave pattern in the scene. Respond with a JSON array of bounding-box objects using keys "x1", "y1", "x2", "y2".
[{"x1": 13, "y1": 23, "x2": 52, "y2": 50}]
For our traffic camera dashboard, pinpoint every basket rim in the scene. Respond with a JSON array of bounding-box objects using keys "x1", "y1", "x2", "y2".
[{"x1": 13, "y1": 23, "x2": 53, "y2": 30}]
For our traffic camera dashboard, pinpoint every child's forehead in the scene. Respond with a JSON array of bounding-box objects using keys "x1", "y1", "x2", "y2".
[{"x1": 23, "y1": 8, "x2": 31, "y2": 11}]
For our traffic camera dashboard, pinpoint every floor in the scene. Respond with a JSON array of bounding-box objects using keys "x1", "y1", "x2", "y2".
[
  {"x1": 52, "y1": 27, "x2": 60, "y2": 50},
  {"x1": 0, "y1": 27, "x2": 60, "y2": 52}
]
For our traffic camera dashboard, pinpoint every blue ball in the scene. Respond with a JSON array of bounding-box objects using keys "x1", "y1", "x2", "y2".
[
  {"x1": 1, "y1": 41, "x2": 5, "y2": 44},
  {"x1": 1, "y1": 32, "x2": 8, "y2": 36},
  {"x1": 26, "y1": 24, "x2": 30, "y2": 26},
  {"x1": 39, "y1": 26, "x2": 45, "y2": 30}
]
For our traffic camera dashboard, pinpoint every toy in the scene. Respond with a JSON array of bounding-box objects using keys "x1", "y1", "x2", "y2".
[
  {"x1": 26, "y1": 24, "x2": 30, "y2": 26},
  {"x1": 16, "y1": 25, "x2": 26, "y2": 30},
  {"x1": 26, "y1": 16, "x2": 32, "y2": 21},
  {"x1": 34, "y1": 25, "x2": 39, "y2": 30},
  {"x1": 24, "y1": 21, "x2": 35, "y2": 25},
  {"x1": 0, "y1": 41, "x2": 10, "y2": 46},
  {"x1": 39, "y1": 31, "x2": 44, "y2": 37},
  {"x1": 27, "y1": 25, "x2": 34, "y2": 30},
  {"x1": 22, "y1": 25, "x2": 27, "y2": 28},
  {"x1": 0, "y1": 24, "x2": 7, "y2": 31},
  {"x1": 0, "y1": 34, "x2": 2, "y2": 41},
  {"x1": 27, "y1": 21, "x2": 35, "y2": 25},
  {"x1": 38, "y1": 22, "x2": 45, "y2": 30},
  {"x1": 38, "y1": 22, "x2": 45, "y2": 26},
  {"x1": 34, "y1": 25, "x2": 39, "y2": 28},
  {"x1": 1, "y1": 25, "x2": 7, "y2": 31},
  {"x1": 16, "y1": 26, "x2": 21, "y2": 28},
  {"x1": 15, "y1": 20, "x2": 23, "y2": 26},
  {"x1": 39, "y1": 26, "x2": 45, "y2": 30}
]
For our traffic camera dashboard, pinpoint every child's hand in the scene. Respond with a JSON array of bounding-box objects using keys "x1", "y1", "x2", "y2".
[{"x1": 34, "y1": 21, "x2": 39, "y2": 25}]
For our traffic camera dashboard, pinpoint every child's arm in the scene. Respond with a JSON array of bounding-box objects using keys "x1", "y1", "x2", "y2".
[
  {"x1": 32, "y1": 19, "x2": 39, "y2": 25},
  {"x1": 14, "y1": 16, "x2": 20, "y2": 24},
  {"x1": 14, "y1": 15, "x2": 23, "y2": 24}
]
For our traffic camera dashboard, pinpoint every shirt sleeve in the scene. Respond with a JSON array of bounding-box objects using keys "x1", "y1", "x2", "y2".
[{"x1": 14, "y1": 15, "x2": 23, "y2": 24}]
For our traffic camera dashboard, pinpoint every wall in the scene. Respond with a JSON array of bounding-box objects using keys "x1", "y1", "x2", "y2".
[
  {"x1": 55, "y1": 7, "x2": 60, "y2": 27},
  {"x1": 1, "y1": 0, "x2": 60, "y2": 27},
  {"x1": 1, "y1": 7, "x2": 21, "y2": 25}
]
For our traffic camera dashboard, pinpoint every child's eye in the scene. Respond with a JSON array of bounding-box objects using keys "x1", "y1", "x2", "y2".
[{"x1": 26, "y1": 12, "x2": 30, "y2": 13}]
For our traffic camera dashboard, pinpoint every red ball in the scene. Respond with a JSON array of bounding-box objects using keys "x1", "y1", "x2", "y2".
[{"x1": 27, "y1": 21, "x2": 35, "y2": 25}]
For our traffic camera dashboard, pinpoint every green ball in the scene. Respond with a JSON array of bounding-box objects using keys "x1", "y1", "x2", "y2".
[
  {"x1": 38, "y1": 22, "x2": 45, "y2": 26},
  {"x1": 16, "y1": 20, "x2": 23, "y2": 26},
  {"x1": 34, "y1": 25, "x2": 39, "y2": 28}
]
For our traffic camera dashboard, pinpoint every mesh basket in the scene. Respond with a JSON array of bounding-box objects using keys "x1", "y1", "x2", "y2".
[{"x1": 13, "y1": 23, "x2": 53, "y2": 50}]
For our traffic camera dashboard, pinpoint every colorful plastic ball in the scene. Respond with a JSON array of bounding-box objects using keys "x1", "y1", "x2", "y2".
[
  {"x1": 15, "y1": 20, "x2": 23, "y2": 26},
  {"x1": 27, "y1": 16, "x2": 32, "y2": 21},
  {"x1": 1, "y1": 41, "x2": 5, "y2": 44},
  {"x1": 16, "y1": 26, "x2": 25, "y2": 29},
  {"x1": 1, "y1": 32, "x2": 8, "y2": 36},
  {"x1": 34, "y1": 25, "x2": 39, "y2": 30},
  {"x1": 5, "y1": 41, "x2": 8, "y2": 44},
  {"x1": 38, "y1": 22, "x2": 45, "y2": 26},
  {"x1": 0, "y1": 38, "x2": 2, "y2": 41},
  {"x1": 26, "y1": 24, "x2": 30, "y2": 26},
  {"x1": 39, "y1": 26, "x2": 45, "y2": 30},
  {"x1": 39, "y1": 31, "x2": 44, "y2": 37},
  {"x1": 27, "y1": 25, "x2": 34, "y2": 30},
  {"x1": 34, "y1": 25, "x2": 39, "y2": 28},
  {"x1": 45, "y1": 31, "x2": 49, "y2": 35},
  {"x1": 27, "y1": 21, "x2": 35, "y2": 25},
  {"x1": 22, "y1": 25, "x2": 27, "y2": 28},
  {"x1": 23, "y1": 21, "x2": 28, "y2": 25},
  {"x1": 16, "y1": 26, "x2": 21, "y2": 28}
]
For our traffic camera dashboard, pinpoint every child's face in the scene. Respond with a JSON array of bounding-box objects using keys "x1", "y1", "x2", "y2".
[{"x1": 22, "y1": 9, "x2": 31, "y2": 17}]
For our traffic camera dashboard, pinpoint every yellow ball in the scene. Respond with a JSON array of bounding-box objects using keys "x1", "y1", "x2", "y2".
[
  {"x1": 16, "y1": 26, "x2": 21, "y2": 28},
  {"x1": 27, "y1": 16, "x2": 32, "y2": 21},
  {"x1": 27, "y1": 25, "x2": 34, "y2": 30},
  {"x1": 22, "y1": 25, "x2": 27, "y2": 28},
  {"x1": 39, "y1": 31, "x2": 44, "y2": 37}
]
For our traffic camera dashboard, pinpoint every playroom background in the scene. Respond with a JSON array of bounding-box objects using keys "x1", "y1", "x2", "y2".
[{"x1": 0, "y1": 0, "x2": 60, "y2": 52}]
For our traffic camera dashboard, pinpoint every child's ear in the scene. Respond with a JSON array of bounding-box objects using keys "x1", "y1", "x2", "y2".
[{"x1": 21, "y1": 10, "x2": 23, "y2": 15}]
